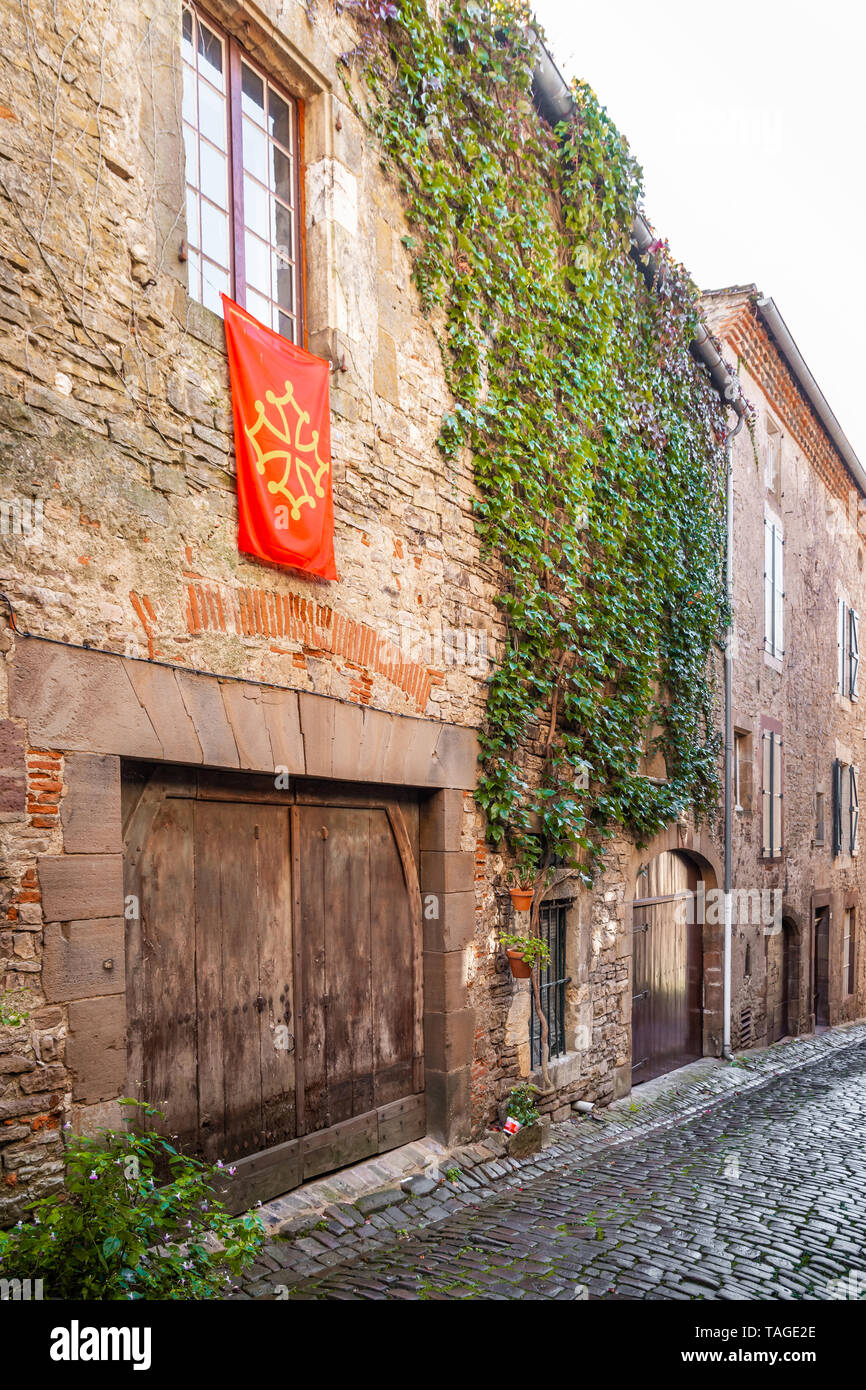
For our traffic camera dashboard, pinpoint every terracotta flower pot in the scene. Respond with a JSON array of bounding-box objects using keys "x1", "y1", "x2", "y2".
[
  {"x1": 506, "y1": 947, "x2": 533, "y2": 979},
  {"x1": 508, "y1": 887, "x2": 533, "y2": 912}
]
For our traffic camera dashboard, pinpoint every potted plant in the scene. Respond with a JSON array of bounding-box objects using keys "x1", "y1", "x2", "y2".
[
  {"x1": 505, "y1": 867, "x2": 535, "y2": 912},
  {"x1": 500, "y1": 931, "x2": 550, "y2": 979}
]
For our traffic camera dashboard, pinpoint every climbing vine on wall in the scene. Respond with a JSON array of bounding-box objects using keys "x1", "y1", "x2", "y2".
[{"x1": 345, "y1": 0, "x2": 729, "y2": 883}]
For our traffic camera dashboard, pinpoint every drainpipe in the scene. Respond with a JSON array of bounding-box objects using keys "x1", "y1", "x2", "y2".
[{"x1": 723, "y1": 407, "x2": 745, "y2": 1059}]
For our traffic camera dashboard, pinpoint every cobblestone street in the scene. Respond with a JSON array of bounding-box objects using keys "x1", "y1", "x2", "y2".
[{"x1": 245, "y1": 1030, "x2": 866, "y2": 1301}]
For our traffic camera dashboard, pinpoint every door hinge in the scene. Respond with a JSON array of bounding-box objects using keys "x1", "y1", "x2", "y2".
[{"x1": 633, "y1": 989, "x2": 649, "y2": 1001}]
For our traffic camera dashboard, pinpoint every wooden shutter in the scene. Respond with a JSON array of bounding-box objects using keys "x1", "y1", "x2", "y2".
[
  {"x1": 832, "y1": 758, "x2": 843, "y2": 857},
  {"x1": 764, "y1": 521, "x2": 774, "y2": 656},
  {"x1": 850, "y1": 766, "x2": 859, "y2": 855},
  {"x1": 764, "y1": 520, "x2": 784, "y2": 659},
  {"x1": 838, "y1": 599, "x2": 848, "y2": 693},
  {"x1": 773, "y1": 527, "x2": 784, "y2": 659},
  {"x1": 850, "y1": 609, "x2": 860, "y2": 699},
  {"x1": 761, "y1": 731, "x2": 783, "y2": 856}
]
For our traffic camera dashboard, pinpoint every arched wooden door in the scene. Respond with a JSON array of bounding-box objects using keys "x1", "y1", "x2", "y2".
[
  {"x1": 631, "y1": 852, "x2": 703, "y2": 1083},
  {"x1": 125, "y1": 768, "x2": 424, "y2": 1208}
]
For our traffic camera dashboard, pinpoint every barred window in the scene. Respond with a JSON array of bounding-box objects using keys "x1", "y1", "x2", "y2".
[
  {"x1": 181, "y1": 5, "x2": 303, "y2": 341},
  {"x1": 530, "y1": 899, "x2": 569, "y2": 1068}
]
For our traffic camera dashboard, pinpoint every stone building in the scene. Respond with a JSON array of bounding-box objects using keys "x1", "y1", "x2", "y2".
[
  {"x1": 703, "y1": 287, "x2": 866, "y2": 1050},
  {"x1": 0, "y1": 1, "x2": 855, "y2": 1227}
]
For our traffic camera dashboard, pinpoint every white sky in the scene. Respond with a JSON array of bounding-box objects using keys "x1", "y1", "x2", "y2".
[{"x1": 532, "y1": 0, "x2": 866, "y2": 459}]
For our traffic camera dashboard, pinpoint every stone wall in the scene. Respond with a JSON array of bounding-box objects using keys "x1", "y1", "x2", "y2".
[{"x1": 704, "y1": 291, "x2": 866, "y2": 1045}]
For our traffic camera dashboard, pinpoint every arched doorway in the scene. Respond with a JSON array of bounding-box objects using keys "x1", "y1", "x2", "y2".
[{"x1": 631, "y1": 851, "x2": 703, "y2": 1083}]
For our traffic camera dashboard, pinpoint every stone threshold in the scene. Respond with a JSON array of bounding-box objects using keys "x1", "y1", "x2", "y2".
[{"x1": 237, "y1": 1021, "x2": 866, "y2": 1297}]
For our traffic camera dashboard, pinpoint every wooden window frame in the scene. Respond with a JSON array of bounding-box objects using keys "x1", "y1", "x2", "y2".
[{"x1": 182, "y1": 2, "x2": 306, "y2": 343}]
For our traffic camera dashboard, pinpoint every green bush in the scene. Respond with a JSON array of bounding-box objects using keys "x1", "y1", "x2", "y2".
[
  {"x1": 507, "y1": 1083, "x2": 540, "y2": 1129},
  {"x1": 0, "y1": 1101, "x2": 263, "y2": 1300}
]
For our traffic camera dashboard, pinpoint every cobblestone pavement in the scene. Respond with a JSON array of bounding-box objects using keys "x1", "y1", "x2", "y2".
[{"x1": 239, "y1": 1027, "x2": 866, "y2": 1301}]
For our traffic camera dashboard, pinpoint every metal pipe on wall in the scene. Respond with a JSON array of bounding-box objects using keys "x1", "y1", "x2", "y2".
[{"x1": 723, "y1": 408, "x2": 745, "y2": 1058}]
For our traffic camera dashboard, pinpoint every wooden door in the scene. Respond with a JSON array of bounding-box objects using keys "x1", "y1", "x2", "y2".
[
  {"x1": 294, "y1": 798, "x2": 423, "y2": 1176},
  {"x1": 814, "y1": 906, "x2": 830, "y2": 1027},
  {"x1": 125, "y1": 769, "x2": 424, "y2": 1205},
  {"x1": 126, "y1": 776, "x2": 295, "y2": 1163},
  {"x1": 632, "y1": 852, "x2": 702, "y2": 1083}
]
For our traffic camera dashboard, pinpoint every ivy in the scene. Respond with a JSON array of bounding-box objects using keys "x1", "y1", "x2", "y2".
[{"x1": 351, "y1": 0, "x2": 728, "y2": 883}]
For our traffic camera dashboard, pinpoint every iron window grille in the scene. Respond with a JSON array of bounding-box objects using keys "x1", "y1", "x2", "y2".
[
  {"x1": 181, "y1": 4, "x2": 304, "y2": 341},
  {"x1": 530, "y1": 899, "x2": 569, "y2": 1069}
]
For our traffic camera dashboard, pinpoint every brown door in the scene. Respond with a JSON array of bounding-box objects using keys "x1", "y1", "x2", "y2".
[
  {"x1": 632, "y1": 852, "x2": 702, "y2": 1083},
  {"x1": 126, "y1": 781, "x2": 296, "y2": 1162},
  {"x1": 814, "y1": 905, "x2": 830, "y2": 1027},
  {"x1": 125, "y1": 769, "x2": 424, "y2": 1205},
  {"x1": 296, "y1": 802, "x2": 421, "y2": 1135}
]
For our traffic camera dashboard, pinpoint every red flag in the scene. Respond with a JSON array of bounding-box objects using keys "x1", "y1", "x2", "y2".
[{"x1": 221, "y1": 294, "x2": 337, "y2": 579}]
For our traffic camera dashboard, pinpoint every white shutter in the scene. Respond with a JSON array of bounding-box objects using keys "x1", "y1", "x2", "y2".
[
  {"x1": 850, "y1": 609, "x2": 860, "y2": 700},
  {"x1": 839, "y1": 598, "x2": 848, "y2": 693},
  {"x1": 773, "y1": 528, "x2": 784, "y2": 659},
  {"x1": 773, "y1": 733, "x2": 783, "y2": 854},
  {"x1": 764, "y1": 521, "x2": 774, "y2": 655},
  {"x1": 851, "y1": 766, "x2": 859, "y2": 854},
  {"x1": 762, "y1": 732, "x2": 771, "y2": 856}
]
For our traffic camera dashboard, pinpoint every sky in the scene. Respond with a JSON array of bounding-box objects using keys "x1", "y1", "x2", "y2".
[{"x1": 532, "y1": 0, "x2": 866, "y2": 460}]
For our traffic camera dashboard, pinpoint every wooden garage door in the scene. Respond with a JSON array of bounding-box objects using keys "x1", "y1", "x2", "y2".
[{"x1": 124, "y1": 769, "x2": 424, "y2": 1209}]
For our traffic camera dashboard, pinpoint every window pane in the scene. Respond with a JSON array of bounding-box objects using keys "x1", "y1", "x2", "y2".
[
  {"x1": 197, "y1": 21, "x2": 225, "y2": 91},
  {"x1": 187, "y1": 247, "x2": 201, "y2": 302},
  {"x1": 241, "y1": 62, "x2": 265, "y2": 123},
  {"x1": 201, "y1": 261, "x2": 229, "y2": 315},
  {"x1": 200, "y1": 141, "x2": 228, "y2": 209},
  {"x1": 201, "y1": 201, "x2": 229, "y2": 269},
  {"x1": 198, "y1": 78, "x2": 227, "y2": 151},
  {"x1": 271, "y1": 146, "x2": 291, "y2": 202},
  {"x1": 243, "y1": 174, "x2": 269, "y2": 236},
  {"x1": 268, "y1": 89, "x2": 291, "y2": 147},
  {"x1": 245, "y1": 288, "x2": 270, "y2": 324},
  {"x1": 182, "y1": 66, "x2": 196, "y2": 126},
  {"x1": 182, "y1": 123, "x2": 198, "y2": 185},
  {"x1": 182, "y1": 5, "x2": 193, "y2": 56},
  {"x1": 278, "y1": 310, "x2": 296, "y2": 340},
  {"x1": 242, "y1": 117, "x2": 268, "y2": 184},
  {"x1": 185, "y1": 185, "x2": 200, "y2": 246},
  {"x1": 244, "y1": 230, "x2": 270, "y2": 295},
  {"x1": 273, "y1": 253, "x2": 294, "y2": 313},
  {"x1": 273, "y1": 200, "x2": 293, "y2": 261}
]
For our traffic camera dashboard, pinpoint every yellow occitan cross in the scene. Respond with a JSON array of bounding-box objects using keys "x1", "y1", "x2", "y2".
[{"x1": 245, "y1": 380, "x2": 330, "y2": 521}]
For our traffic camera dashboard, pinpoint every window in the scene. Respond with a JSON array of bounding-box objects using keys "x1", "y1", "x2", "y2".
[
  {"x1": 832, "y1": 759, "x2": 859, "y2": 857},
  {"x1": 761, "y1": 727, "x2": 783, "y2": 858},
  {"x1": 530, "y1": 899, "x2": 568, "y2": 1068},
  {"x1": 763, "y1": 517, "x2": 784, "y2": 660},
  {"x1": 815, "y1": 791, "x2": 826, "y2": 846},
  {"x1": 182, "y1": 5, "x2": 303, "y2": 340},
  {"x1": 765, "y1": 417, "x2": 782, "y2": 495},
  {"x1": 843, "y1": 908, "x2": 855, "y2": 996},
  {"x1": 837, "y1": 598, "x2": 860, "y2": 699},
  {"x1": 734, "y1": 730, "x2": 752, "y2": 812}
]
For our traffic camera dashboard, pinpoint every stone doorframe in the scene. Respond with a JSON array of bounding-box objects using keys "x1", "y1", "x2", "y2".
[
  {"x1": 8, "y1": 635, "x2": 479, "y2": 1148},
  {"x1": 622, "y1": 822, "x2": 724, "y2": 1098}
]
